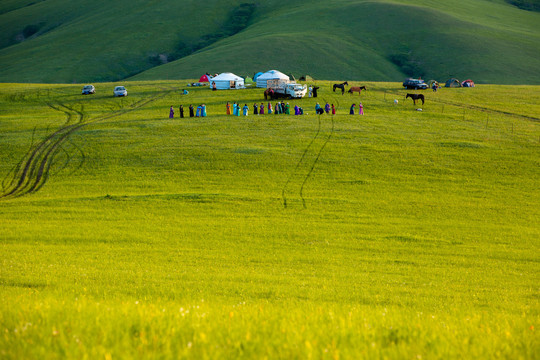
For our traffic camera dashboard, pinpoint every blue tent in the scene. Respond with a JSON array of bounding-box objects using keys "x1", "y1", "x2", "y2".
[{"x1": 253, "y1": 72, "x2": 264, "y2": 81}]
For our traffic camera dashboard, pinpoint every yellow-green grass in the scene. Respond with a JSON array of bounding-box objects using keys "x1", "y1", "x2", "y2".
[{"x1": 0, "y1": 81, "x2": 539, "y2": 359}]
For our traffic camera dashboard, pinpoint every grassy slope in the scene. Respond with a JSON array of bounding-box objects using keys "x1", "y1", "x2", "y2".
[
  {"x1": 0, "y1": 81, "x2": 539, "y2": 358},
  {"x1": 0, "y1": 0, "x2": 539, "y2": 83}
]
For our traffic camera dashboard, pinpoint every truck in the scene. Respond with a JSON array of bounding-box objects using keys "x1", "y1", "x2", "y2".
[{"x1": 265, "y1": 79, "x2": 307, "y2": 99}]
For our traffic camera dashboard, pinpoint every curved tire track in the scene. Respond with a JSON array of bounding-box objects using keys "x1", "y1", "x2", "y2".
[{"x1": 1, "y1": 88, "x2": 175, "y2": 200}]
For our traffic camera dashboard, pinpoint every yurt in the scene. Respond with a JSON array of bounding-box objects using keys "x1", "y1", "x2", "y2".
[
  {"x1": 256, "y1": 70, "x2": 290, "y2": 88},
  {"x1": 210, "y1": 72, "x2": 245, "y2": 90}
]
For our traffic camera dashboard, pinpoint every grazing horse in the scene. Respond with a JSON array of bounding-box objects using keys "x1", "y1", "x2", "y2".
[
  {"x1": 406, "y1": 93, "x2": 425, "y2": 105},
  {"x1": 348, "y1": 86, "x2": 367, "y2": 95},
  {"x1": 333, "y1": 81, "x2": 348, "y2": 95}
]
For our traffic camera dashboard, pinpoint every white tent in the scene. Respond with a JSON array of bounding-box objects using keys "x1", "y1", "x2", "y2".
[
  {"x1": 210, "y1": 72, "x2": 245, "y2": 90},
  {"x1": 256, "y1": 70, "x2": 290, "y2": 88}
]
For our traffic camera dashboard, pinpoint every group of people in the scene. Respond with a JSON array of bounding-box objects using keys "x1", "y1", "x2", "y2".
[
  {"x1": 308, "y1": 85, "x2": 320, "y2": 98},
  {"x1": 169, "y1": 101, "x2": 364, "y2": 118},
  {"x1": 225, "y1": 102, "x2": 305, "y2": 116},
  {"x1": 169, "y1": 104, "x2": 207, "y2": 118},
  {"x1": 315, "y1": 102, "x2": 336, "y2": 115},
  {"x1": 349, "y1": 103, "x2": 364, "y2": 115}
]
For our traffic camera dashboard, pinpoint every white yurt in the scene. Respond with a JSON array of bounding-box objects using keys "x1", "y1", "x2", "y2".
[
  {"x1": 210, "y1": 72, "x2": 245, "y2": 90},
  {"x1": 256, "y1": 70, "x2": 290, "y2": 88}
]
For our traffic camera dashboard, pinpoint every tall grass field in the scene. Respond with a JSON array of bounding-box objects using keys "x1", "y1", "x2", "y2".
[{"x1": 0, "y1": 81, "x2": 539, "y2": 359}]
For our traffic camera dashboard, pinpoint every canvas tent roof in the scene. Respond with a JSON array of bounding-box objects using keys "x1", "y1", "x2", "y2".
[
  {"x1": 256, "y1": 70, "x2": 290, "y2": 88},
  {"x1": 210, "y1": 72, "x2": 244, "y2": 90},
  {"x1": 253, "y1": 72, "x2": 264, "y2": 81},
  {"x1": 445, "y1": 78, "x2": 461, "y2": 87}
]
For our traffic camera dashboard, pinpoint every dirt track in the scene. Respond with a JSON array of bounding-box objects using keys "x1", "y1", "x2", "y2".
[{"x1": 1, "y1": 88, "x2": 175, "y2": 200}]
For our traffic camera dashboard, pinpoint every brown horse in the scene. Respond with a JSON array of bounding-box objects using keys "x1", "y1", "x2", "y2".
[
  {"x1": 264, "y1": 88, "x2": 274, "y2": 100},
  {"x1": 406, "y1": 93, "x2": 425, "y2": 105},
  {"x1": 348, "y1": 86, "x2": 367, "y2": 95}
]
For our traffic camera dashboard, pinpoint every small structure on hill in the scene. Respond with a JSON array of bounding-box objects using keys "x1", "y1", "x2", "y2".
[
  {"x1": 299, "y1": 75, "x2": 314, "y2": 82},
  {"x1": 199, "y1": 74, "x2": 211, "y2": 83},
  {"x1": 462, "y1": 79, "x2": 475, "y2": 87},
  {"x1": 445, "y1": 78, "x2": 461, "y2": 88},
  {"x1": 253, "y1": 72, "x2": 264, "y2": 82},
  {"x1": 210, "y1": 72, "x2": 245, "y2": 90}
]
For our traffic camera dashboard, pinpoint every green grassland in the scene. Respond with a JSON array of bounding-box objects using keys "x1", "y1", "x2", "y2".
[
  {"x1": 0, "y1": 81, "x2": 539, "y2": 359},
  {"x1": 1, "y1": 0, "x2": 540, "y2": 84}
]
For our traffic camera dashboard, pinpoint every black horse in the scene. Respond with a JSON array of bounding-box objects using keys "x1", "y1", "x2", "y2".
[
  {"x1": 406, "y1": 93, "x2": 425, "y2": 105},
  {"x1": 333, "y1": 81, "x2": 348, "y2": 95}
]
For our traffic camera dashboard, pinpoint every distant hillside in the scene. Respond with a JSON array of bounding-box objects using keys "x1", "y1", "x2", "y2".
[{"x1": 0, "y1": 0, "x2": 539, "y2": 84}]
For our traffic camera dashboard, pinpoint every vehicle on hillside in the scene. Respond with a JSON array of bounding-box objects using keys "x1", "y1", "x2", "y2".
[
  {"x1": 113, "y1": 86, "x2": 127, "y2": 97},
  {"x1": 402, "y1": 78, "x2": 428, "y2": 90},
  {"x1": 82, "y1": 85, "x2": 95, "y2": 95},
  {"x1": 265, "y1": 79, "x2": 307, "y2": 99}
]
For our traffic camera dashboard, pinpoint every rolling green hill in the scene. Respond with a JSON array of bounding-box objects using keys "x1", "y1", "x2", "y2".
[{"x1": 0, "y1": 0, "x2": 539, "y2": 83}]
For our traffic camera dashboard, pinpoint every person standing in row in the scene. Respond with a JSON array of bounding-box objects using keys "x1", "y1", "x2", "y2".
[
  {"x1": 202, "y1": 104, "x2": 207, "y2": 117},
  {"x1": 325, "y1": 103, "x2": 330, "y2": 114},
  {"x1": 196, "y1": 105, "x2": 202, "y2": 117},
  {"x1": 312, "y1": 86, "x2": 319, "y2": 98},
  {"x1": 260, "y1": 103, "x2": 264, "y2": 115},
  {"x1": 358, "y1": 102, "x2": 364, "y2": 115},
  {"x1": 332, "y1": 104, "x2": 335, "y2": 115},
  {"x1": 226, "y1": 102, "x2": 231, "y2": 115},
  {"x1": 233, "y1": 102, "x2": 240, "y2": 116},
  {"x1": 179, "y1": 105, "x2": 184, "y2": 118},
  {"x1": 285, "y1": 103, "x2": 290, "y2": 114},
  {"x1": 189, "y1": 104, "x2": 194, "y2": 117},
  {"x1": 242, "y1": 104, "x2": 249, "y2": 116},
  {"x1": 253, "y1": 103, "x2": 258, "y2": 115},
  {"x1": 169, "y1": 106, "x2": 174, "y2": 118},
  {"x1": 349, "y1": 103, "x2": 355, "y2": 115},
  {"x1": 267, "y1": 102, "x2": 273, "y2": 114},
  {"x1": 294, "y1": 105, "x2": 299, "y2": 115}
]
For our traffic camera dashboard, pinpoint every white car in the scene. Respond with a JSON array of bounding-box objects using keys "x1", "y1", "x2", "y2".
[
  {"x1": 113, "y1": 86, "x2": 127, "y2": 97},
  {"x1": 82, "y1": 85, "x2": 95, "y2": 95}
]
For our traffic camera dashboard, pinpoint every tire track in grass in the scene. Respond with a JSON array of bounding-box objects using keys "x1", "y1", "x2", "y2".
[
  {"x1": 282, "y1": 96, "x2": 337, "y2": 209},
  {"x1": 1, "y1": 88, "x2": 175, "y2": 200}
]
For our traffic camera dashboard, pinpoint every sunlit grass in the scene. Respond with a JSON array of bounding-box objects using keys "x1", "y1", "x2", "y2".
[{"x1": 0, "y1": 81, "x2": 539, "y2": 359}]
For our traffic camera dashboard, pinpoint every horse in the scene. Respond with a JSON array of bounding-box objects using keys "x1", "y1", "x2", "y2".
[
  {"x1": 406, "y1": 93, "x2": 425, "y2": 105},
  {"x1": 348, "y1": 86, "x2": 367, "y2": 95},
  {"x1": 264, "y1": 88, "x2": 274, "y2": 100},
  {"x1": 333, "y1": 81, "x2": 348, "y2": 95},
  {"x1": 264, "y1": 88, "x2": 289, "y2": 100}
]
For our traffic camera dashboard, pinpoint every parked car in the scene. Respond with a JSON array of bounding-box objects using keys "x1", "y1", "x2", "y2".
[
  {"x1": 82, "y1": 85, "x2": 95, "y2": 95},
  {"x1": 402, "y1": 78, "x2": 428, "y2": 90},
  {"x1": 113, "y1": 86, "x2": 127, "y2": 97}
]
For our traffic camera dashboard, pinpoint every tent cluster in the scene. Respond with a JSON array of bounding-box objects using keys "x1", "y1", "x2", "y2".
[
  {"x1": 444, "y1": 78, "x2": 475, "y2": 88},
  {"x1": 196, "y1": 70, "x2": 295, "y2": 90}
]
